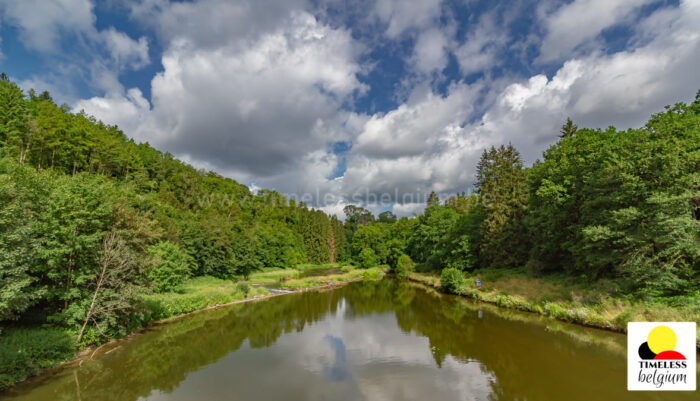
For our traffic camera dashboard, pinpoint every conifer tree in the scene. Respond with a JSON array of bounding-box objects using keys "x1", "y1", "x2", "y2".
[{"x1": 475, "y1": 144, "x2": 529, "y2": 268}]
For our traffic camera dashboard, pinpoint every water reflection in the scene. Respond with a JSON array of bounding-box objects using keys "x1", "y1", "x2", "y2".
[{"x1": 3, "y1": 280, "x2": 697, "y2": 401}]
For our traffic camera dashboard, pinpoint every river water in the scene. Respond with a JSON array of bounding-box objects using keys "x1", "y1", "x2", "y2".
[{"x1": 3, "y1": 280, "x2": 697, "y2": 400}]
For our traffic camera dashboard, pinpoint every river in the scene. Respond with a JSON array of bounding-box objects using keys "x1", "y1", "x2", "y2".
[{"x1": 3, "y1": 280, "x2": 697, "y2": 400}]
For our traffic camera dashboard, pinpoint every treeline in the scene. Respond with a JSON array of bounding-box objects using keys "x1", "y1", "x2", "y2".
[
  {"x1": 344, "y1": 93, "x2": 700, "y2": 298},
  {"x1": 0, "y1": 75, "x2": 344, "y2": 343}
]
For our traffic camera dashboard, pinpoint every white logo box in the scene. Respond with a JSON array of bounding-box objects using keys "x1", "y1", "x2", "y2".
[{"x1": 628, "y1": 322, "x2": 696, "y2": 391}]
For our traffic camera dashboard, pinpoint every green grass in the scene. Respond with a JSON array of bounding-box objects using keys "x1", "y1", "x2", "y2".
[
  {"x1": 294, "y1": 263, "x2": 342, "y2": 270},
  {"x1": 410, "y1": 269, "x2": 700, "y2": 345},
  {"x1": 280, "y1": 266, "x2": 385, "y2": 289},
  {"x1": 248, "y1": 269, "x2": 300, "y2": 283},
  {"x1": 0, "y1": 326, "x2": 76, "y2": 391},
  {"x1": 246, "y1": 263, "x2": 349, "y2": 283},
  {"x1": 142, "y1": 276, "x2": 269, "y2": 321}
]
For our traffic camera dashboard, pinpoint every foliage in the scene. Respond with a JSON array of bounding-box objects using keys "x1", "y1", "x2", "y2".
[
  {"x1": 141, "y1": 276, "x2": 268, "y2": 321},
  {"x1": 440, "y1": 268, "x2": 465, "y2": 294},
  {"x1": 395, "y1": 254, "x2": 414, "y2": 280},
  {"x1": 0, "y1": 75, "x2": 344, "y2": 355},
  {"x1": 408, "y1": 201, "x2": 459, "y2": 268},
  {"x1": 352, "y1": 223, "x2": 388, "y2": 262},
  {"x1": 235, "y1": 281, "x2": 251, "y2": 298},
  {"x1": 148, "y1": 241, "x2": 194, "y2": 293},
  {"x1": 0, "y1": 327, "x2": 75, "y2": 391},
  {"x1": 0, "y1": 164, "x2": 45, "y2": 320},
  {"x1": 526, "y1": 98, "x2": 700, "y2": 295},
  {"x1": 357, "y1": 248, "x2": 379, "y2": 269},
  {"x1": 476, "y1": 144, "x2": 530, "y2": 269}
]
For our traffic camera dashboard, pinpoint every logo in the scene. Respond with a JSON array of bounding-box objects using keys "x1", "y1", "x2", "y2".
[{"x1": 628, "y1": 322, "x2": 696, "y2": 391}]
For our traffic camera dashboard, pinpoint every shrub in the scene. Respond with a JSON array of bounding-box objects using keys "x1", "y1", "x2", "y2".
[
  {"x1": 148, "y1": 241, "x2": 194, "y2": 292},
  {"x1": 357, "y1": 248, "x2": 378, "y2": 269},
  {"x1": 440, "y1": 267, "x2": 465, "y2": 294},
  {"x1": 0, "y1": 327, "x2": 75, "y2": 391},
  {"x1": 236, "y1": 281, "x2": 251, "y2": 298},
  {"x1": 395, "y1": 254, "x2": 414, "y2": 280}
]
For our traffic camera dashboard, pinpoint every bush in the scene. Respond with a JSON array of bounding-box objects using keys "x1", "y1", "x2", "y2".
[
  {"x1": 148, "y1": 241, "x2": 194, "y2": 292},
  {"x1": 440, "y1": 267, "x2": 465, "y2": 294},
  {"x1": 357, "y1": 248, "x2": 378, "y2": 269},
  {"x1": 0, "y1": 327, "x2": 75, "y2": 391},
  {"x1": 236, "y1": 281, "x2": 251, "y2": 298},
  {"x1": 395, "y1": 254, "x2": 414, "y2": 280}
]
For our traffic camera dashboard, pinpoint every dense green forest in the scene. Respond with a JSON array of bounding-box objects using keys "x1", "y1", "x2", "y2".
[
  {"x1": 0, "y1": 75, "x2": 345, "y2": 345},
  {"x1": 342, "y1": 92, "x2": 700, "y2": 298},
  {"x1": 0, "y1": 74, "x2": 698, "y2": 389}
]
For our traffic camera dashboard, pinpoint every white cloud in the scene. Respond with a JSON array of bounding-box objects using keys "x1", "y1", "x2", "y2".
[
  {"x1": 453, "y1": 13, "x2": 508, "y2": 76},
  {"x1": 69, "y1": 0, "x2": 700, "y2": 215},
  {"x1": 411, "y1": 28, "x2": 449, "y2": 74},
  {"x1": 101, "y1": 27, "x2": 150, "y2": 70},
  {"x1": 372, "y1": 0, "x2": 443, "y2": 38},
  {"x1": 0, "y1": 0, "x2": 95, "y2": 53},
  {"x1": 392, "y1": 202, "x2": 425, "y2": 218},
  {"x1": 339, "y1": 0, "x2": 700, "y2": 208},
  {"x1": 537, "y1": 0, "x2": 655, "y2": 63},
  {"x1": 76, "y1": 10, "x2": 364, "y2": 186},
  {"x1": 0, "y1": 0, "x2": 150, "y2": 102},
  {"x1": 74, "y1": 88, "x2": 150, "y2": 135}
]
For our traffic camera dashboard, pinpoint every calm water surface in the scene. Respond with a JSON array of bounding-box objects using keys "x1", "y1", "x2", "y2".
[{"x1": 3, "y1": 280, "x2": 698, "y2": 401}]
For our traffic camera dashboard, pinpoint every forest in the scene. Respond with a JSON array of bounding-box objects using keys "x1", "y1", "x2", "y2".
[
  {"x1": 1, "y1": 73, "x2": 699, "y2": 389},
  {"x1": 0, "y1": 74, "x2": 345, "y2": 346},
  {"x1": 343, "y1": 94, "x2": 699, "y2": 299}
]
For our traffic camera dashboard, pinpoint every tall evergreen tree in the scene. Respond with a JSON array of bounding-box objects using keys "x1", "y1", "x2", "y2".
[
  {"x1": 0, "y1": 78, "x2": 30, "y2": 163},
  {"x1": 475, "y1": 144, "x2": 529, "y2": 269}
]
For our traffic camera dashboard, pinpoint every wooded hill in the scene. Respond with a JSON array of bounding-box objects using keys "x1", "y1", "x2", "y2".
[{"x1": 0, "y1": 75, "x2": 345, "y2": 342}]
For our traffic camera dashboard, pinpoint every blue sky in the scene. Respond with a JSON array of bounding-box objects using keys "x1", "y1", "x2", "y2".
[{"x1": 0, "y1": 0, "x2": 698, "y2": 217}]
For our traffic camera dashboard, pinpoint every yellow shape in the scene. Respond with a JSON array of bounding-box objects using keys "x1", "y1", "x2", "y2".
[{"x1": 647, "y1": 325, "x2": 676, "y2": 354}]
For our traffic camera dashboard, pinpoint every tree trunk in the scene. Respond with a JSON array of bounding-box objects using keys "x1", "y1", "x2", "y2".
[{"x1": 77, "y1": 260, "x2": 106, "y2": 343}]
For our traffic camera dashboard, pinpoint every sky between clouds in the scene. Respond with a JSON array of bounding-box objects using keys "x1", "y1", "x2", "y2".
[{"x1": 1, "y1": 0, "x2": 698, "y2": 218}]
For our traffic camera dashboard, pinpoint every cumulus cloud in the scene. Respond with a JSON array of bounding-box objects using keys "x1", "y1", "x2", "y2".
[
  {"x1": 453, "y1": 13, "x2": 509, "y2": 76},
  {"x1": 74, "y1": 88, "x2": 150, "y2": 135},
  {"x1": 537, "y1": 0, "x2": 655, "y2": 63},
  {"x1": 339, "y1": 0, "x2": 700, "y2": 209},
  {"x1": 411, "y1": 28, "x2": 449, "y2": 74},
  {"x1": 101, "y1": 27, "x2": 150, "y2": 70},
  {"x1": 77, "y1": 10, "x2": 364, "y2": 184},
  {"x1": 129, "y1": 0, "x2": 309, "y2": 48},
  {"x1": 0, "y1": 0, "x2": 95, "y2": 53},
  {"x1": 51, "y1": 0, "x2": 700, "y2": 218},
  {"x1": 372, "y1": 0, "x2": 443, "y2": 38}
]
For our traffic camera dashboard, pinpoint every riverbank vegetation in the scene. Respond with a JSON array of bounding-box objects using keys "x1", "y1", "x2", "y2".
[{"x1": 410, "y1": 269, "x2": 699, "y2": 340}]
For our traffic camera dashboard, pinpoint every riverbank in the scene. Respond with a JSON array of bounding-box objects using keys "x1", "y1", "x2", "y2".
[
  {"x1": 0, "y1": 265, "x2": 385, "y2": 391},
  {"x1": 408, "y1": 269, "x2": 700, "y2": 347}
]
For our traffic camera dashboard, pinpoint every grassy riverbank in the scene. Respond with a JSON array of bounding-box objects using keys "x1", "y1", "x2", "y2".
[
  {"x1": 142, "y1": 276, "x2": 270, "y2": 321},
  {"x1": 280, "y1": 266, "x2": 385, "y2": 289},
  {"x1": 0, "y1": 264, "x2": 381, "y2": 391},
  {"x1": 409, "y1": 268, "x2": 700, "y2": 345}
]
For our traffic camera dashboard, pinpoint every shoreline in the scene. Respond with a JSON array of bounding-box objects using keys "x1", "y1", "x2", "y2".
[
  {"x1": 405, "y1": 272, "x2": 700, "y2": 350},
  {"x1": 74, "y1": 277, "x2": 365, "y2": 362},
  {"x1": 5, "y1": 270, "x2": 696, "y2": 393},
  {"x1": 2, "y1": 276, "x2": 367, "y2": 392}
]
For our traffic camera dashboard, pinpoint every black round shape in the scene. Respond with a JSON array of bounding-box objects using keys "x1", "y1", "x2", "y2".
[{"x1": 638, "y1": 342, "x2": 656, "y2": 360}]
